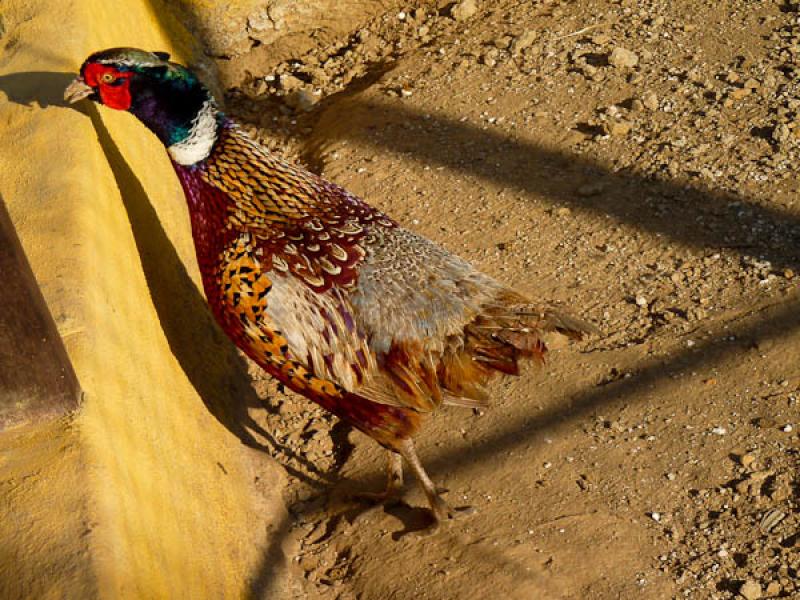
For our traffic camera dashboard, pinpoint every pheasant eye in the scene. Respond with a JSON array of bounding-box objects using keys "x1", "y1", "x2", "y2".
[{"x1": 100, "y1": 72, "x2": 116, "y2": 84}]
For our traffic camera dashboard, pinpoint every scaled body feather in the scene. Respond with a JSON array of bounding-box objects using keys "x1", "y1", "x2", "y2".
[{"x1": 174, "y1": 124, "x2": 595, "y2": 445}]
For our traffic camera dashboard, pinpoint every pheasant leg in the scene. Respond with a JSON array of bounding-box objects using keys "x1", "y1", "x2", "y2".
[{"x1": 398, "y1": 438, "x2": 474, "y2": 525}]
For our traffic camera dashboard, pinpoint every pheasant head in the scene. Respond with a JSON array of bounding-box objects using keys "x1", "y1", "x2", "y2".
[{"x1": 65, "y1": 47, "x2": 220, "y2": 165}]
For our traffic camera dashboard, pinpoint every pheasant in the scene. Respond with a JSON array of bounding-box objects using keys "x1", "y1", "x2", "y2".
[{"x1": 65, "y1": 48, "x2": 597, "y2": 526}]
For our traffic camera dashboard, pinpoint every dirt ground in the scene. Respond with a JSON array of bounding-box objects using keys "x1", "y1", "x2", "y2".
[{"x1": 191, "y1": 1, "x2": 800, "y2": 598}]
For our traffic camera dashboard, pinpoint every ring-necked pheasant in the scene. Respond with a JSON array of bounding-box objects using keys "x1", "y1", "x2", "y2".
[{"x1": 66, "y1": 48, "x2": 597, "y2": 526}]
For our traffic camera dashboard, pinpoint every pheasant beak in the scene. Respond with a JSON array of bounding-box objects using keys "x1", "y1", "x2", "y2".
[{"x1": 64, "y1": 77, "x2": 94, "y2": 104}]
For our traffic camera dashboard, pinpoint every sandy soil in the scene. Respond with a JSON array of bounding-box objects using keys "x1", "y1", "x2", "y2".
[{"x1": 195, "y1": 1, "x2": 800, "y2": 597}]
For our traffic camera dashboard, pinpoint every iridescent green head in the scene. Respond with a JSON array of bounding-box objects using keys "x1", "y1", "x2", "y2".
[{"x1": 65, "y1": 47, "x2": 220, "y2": 164}]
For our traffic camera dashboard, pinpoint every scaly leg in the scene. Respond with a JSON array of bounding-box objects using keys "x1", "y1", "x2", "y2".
[
  {"x1": 352, "y1": 450, "x2": 403, "y2": 503},
  {"x1": 398, "y1": 438, "x2": 474, "y2": 525}
]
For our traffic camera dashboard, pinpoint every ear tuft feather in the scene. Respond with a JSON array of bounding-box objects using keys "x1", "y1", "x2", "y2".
[{"x1": 153, "y1": 51, "x2": 171, "y2": 61}]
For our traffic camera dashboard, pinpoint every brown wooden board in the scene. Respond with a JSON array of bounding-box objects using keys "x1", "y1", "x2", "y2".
[{"x1": 0, "y1": 198, "x2": 80, "y2": 430}]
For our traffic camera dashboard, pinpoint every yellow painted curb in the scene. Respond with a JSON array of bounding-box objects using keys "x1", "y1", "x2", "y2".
[{"x1": 0, "y1": 0, "x2": 286, "y2": 597}]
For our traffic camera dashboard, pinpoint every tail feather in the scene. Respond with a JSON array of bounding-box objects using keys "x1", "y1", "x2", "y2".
[
  {"x1": 437, "y1": 292, "x2": 598, "y2": 406},
  {"x1": 437, "y1": 346, "x2": 493, "y2": 402},
  {"x1": 376, "y1": 292, "x2": 598, "y2": 413}
]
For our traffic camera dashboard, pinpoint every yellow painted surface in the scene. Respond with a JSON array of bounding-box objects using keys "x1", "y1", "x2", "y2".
[
  {"x1": 0, "y1": 419, "x2": 95, "y2": 599},
  {"x1": 0, "y1": 0, "x2": 285, "y2": 597}
]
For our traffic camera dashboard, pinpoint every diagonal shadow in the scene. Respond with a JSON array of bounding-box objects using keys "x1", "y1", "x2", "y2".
[
  {"x1": 301, "y1": 97, "x2": 800, "y2": 274},
  {"x1": 0, "y1": 70, "x2": 331, "y2": 487}
]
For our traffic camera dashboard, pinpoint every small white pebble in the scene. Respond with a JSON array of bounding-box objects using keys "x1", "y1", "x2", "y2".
[
  {"x1": 666, "y1": 472, "x2": 677, "y2": 481},
  {"x1": 397, "y1": 11, "x2": 406, "y2": 20},
  {"x1": 650, "y1": 512, "x2": 662, "y2": 522},
  {"x1": 782, "y1": 424, "x2": 793, "y2": 432},
  {"x1": 686, "y1": 340, "x2": 696, "y2": 347},
  {"x1": 543, "y1": 461, "x2": 552, "y2": 469},
  {"x1": 635, "y1": 295, "x2": 648, "y2": 307},
  {"x1": 711, "y1": 426, "x2": 727, "y2": 435}
]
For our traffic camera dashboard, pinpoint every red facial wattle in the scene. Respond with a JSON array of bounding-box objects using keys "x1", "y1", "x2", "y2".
[{"x1": 82, "y1": 63, "x2": 133, "y2": 110}]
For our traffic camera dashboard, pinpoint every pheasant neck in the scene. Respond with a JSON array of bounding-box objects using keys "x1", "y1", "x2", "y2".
[
  {"x1": 166, "y1": 99, "x2": 221, "y2": 165},
  {"x1": 127, "y1": 74, "x2": 221, "y2": 165}
]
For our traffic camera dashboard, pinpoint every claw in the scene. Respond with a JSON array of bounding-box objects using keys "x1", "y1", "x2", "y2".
[{"x1": 430, "y1": 495, "x2": 476, "y2": 523}]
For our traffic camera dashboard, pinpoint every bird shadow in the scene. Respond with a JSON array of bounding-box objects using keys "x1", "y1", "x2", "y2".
[{"x1": 0, "y1": 69, "x2": 332, "y2": 487}]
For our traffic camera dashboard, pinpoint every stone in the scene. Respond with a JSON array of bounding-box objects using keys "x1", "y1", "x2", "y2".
[
  {"x1": 511, "y1": 30, "x2": 537, "y2": 54},
  {"x1": 254, "y1": 79, "x2": 269, "y2": 96},
  {"x1": 739, "y1": 580, "x2": 762, "y2": 600},
  {"x1": 493, "y1": 36, "x2": 512, "y2": 49},
  {"x1": 285, "y1": 89, "x2": 319, "y2": 112},
  {"x1": 280, "y1": 73, "x2": 304, "y2": 92},
  {"x1": 642, "y1": 91, "x2": 659, "y2": 111},
  {"x1": 607, "y1": 120, "x2": 632, "y2": 136},
  {"x1": 450, "y1": 0, "x2": 478, "y2": 21},
  {"x1": 730, "y1": 87, "x2": 751, "y2": 100},
  {"x1": 740, "y1": 453, "x2": 756, "y2": 468},
  {"x1": 609, "y1": 47, "x2": 639, "y2": 68}
]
